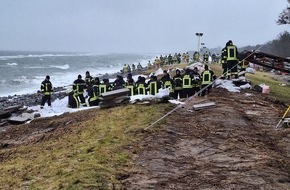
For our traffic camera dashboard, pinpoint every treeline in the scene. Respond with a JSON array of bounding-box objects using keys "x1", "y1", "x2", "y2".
[{"x1": 240, "y1": 31, "x2": 290, "y2": 57}]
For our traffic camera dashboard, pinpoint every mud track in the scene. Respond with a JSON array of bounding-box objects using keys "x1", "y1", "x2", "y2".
[{"x1": 123, "y1": 89, "x2": 290, "y2": 189}]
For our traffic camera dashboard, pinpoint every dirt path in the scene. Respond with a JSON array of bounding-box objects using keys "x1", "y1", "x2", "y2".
[{"x1": 123, "y1": 89, "x2": 290, "y2": 189}]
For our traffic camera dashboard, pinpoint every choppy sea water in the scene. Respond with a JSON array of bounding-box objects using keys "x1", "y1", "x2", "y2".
[{"x1": 0, "y1": 51, "x2": 154, "y2": 97}]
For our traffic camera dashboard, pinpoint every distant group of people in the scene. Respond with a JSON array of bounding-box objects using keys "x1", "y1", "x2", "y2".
[
  {"x1": 122, "y1": 62, "x2": 143, "y2": 74},
  {"x1": 148, "y1": 52, "x2": 191, "y2": 69}
]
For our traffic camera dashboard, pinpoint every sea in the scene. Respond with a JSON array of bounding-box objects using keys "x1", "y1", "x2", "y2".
[{"x1": 0, "y1": 51, "x2": 155, "y2": 97}]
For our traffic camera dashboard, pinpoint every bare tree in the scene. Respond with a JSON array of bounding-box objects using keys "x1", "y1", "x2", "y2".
[{"x1": 277, "y1": 1, "x2": 290, "y2": 24}]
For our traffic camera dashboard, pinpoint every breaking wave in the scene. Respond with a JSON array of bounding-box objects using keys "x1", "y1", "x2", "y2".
[
  {"x1": 6, "y1": 62, "x2": 18, "y2": 66},
  {"x1": 49, "y1": 64, "x2": 70, "y2": 70}
]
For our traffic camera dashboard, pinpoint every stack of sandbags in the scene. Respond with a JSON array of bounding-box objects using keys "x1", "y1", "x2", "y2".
[{"x1": 99, "y1": 88, "x2": 130, "y2": 108}]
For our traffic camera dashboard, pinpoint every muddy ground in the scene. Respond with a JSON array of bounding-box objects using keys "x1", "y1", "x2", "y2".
[
  {"x1": 123, "y1": 89, "x2": 290, "y2": 189},
  {"x1": 0, "y1": 88, "x2": 290, "y2": 189}
]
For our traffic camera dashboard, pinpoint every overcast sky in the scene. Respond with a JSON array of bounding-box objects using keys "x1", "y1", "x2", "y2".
[{"x1": 0, "y1": 0, "x2": 289, "y2": 53}]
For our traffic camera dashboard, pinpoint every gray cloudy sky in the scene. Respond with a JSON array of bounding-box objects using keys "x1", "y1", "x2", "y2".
[{"x1": 0, "y1": 0, "x2": 289, "y2": 53}]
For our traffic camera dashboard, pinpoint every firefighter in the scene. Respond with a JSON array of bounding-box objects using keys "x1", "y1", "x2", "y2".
[
  {"x1": 85, "y1": 71, "x2": 94, "y2": 89},
  {"x1": 191, "y1": 67, "x2": 201, "y2": 95},
  {"x1": 201, "y1": 65, "x2": 215, "y2": 96},
  {"x1": 160, "y1": 55, "x2": 165, "y2": 66},
  {"x1": 131, "y1": 63, "x2": 136, "y2": 72},
  {"x1": 203, "y1": 51, "x2": 209, "y2": 63},
  {"x1": 173, "y1": 53, "x2": 178, "y2": 64},
  {"x1": 161, "y1": 70, "x2": 174, "y2": 97},
  {"x1": 154, "y1": 56, "x2": 161, "y2": 68},
  {"x1": 113, "y1": 75, "x2": 125, "y2": 90},
  {"x1": 126, "y1": 73, "x2": 135, "y2": 96},
  {"x1": 137, "y1": 62, "x2": 143, "y2": 71},
  {"x1": 185, "y1": 52, "x2": 190, "y2": 63},
  {"x1": 99, "y1": 78, "x2": 112, "y2": 96},
  {"x1": 147, "y1": 60, "x2": 152, "y2": 69},
  {"x1": 123, "y1": 64, "x2": 129, "y2": 74},
  {"x1": 67, "y1": 88, "x2": 79, "y2": 108},
  {"x1": 88, "y1": 79, "x2": 100, "y2": 106},
  {"x1": 177, "y1": 53, "x2": 181, "y2": 63},
  {"x1": 136, "y1": 76, "x2": 147, "y2": 95},
  {"x1": 73, "y1": 74, "x2": 87, "y2": 107},
  {"x1": 182, "y1": 68, "x2": 193, "y2": 98},
  {"x1": 193, "y1": 51, "x2": 199, "y2": 62},
  {"x1": 221, "y1": 45, "x2": 228, "y2": 78},
  {"x1": 173, "y1": 69, "x2": 183, "y2": 99},
  {"x1": 40, "y1": 75, "x2": 53, "y2": 109},
  {"x1": 182, "y1": 53, "x2": 186, "y2": 62},
  {"x1": 225, "y1": 40, "x2": 239, "y2": 79},
  {"x1": 147, "y1": 75, "x2": 161, "y2": 95},
  {"x1": 168, "y1": 54, "x2": 173, "y2": 65}
]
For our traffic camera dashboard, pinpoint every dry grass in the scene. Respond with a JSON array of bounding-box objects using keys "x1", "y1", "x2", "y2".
[
  {"x1": 0, "y1": 104, "x2": 173, "y2": 189},
  {"x1": 209, "y1": 64, "x2": 290, "y2": 104}
]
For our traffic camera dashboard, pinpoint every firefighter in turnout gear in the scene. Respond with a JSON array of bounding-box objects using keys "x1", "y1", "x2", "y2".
[
  {"x1": 88, "y1": 79, "x2": 100, "y2": 106},
  {"x1": 221, "y1": 46, "x2": 228, "y2": 78},
  {"x1": 182, "y1": 69, "x2": 193, "y2": 98},
  {"x1": 160, "y1": 70, "x2": 174, "y2": 97},
  {"x1": 173, "y1": 69, "x2": 183, "y2": 99},
  {"x1": 185, "y1": 52, "x2": 190, "y2": 63},
  {"x1": 137, "y1": 62, "x2": 143, "y2": 71},
  {"x1": 201, "y1": 65, "x2": 215, "y2": 96},
  {"x1": 136, "y1": 76, "x2": 147, "y2": 95},
  {"x1": 126, "y1": 73, "x2": 135, "y2": 96},
  {"x1": 113, "y1": 75, "x2": 125, "y2": 90},
  {"x1": 40, "y1": 75, "x2": 53, "y2": 108},
  {"x1": 73, "y1": 74, "x2": 87, "y2": 107},
  {"x1": 154, "y1": 56, "x2": 161, "y2": 68},
  {"x1": 193, "y1": 51, "x2": 199, "y2": 62},
  {"x1": 225, "y1": 40, "x2": 239, "y2": 79},
  {"x1": 203, "y1": 52, "x2": 209, "y2": 63},
  {"x1": 191, "y1": 67, "x2": 201, "y2": 95},
  {"x1": 67, "y1": 88, "x2": 79, "y2": 108},
  {"x1": 147, "y1": 75, "x2": 161, "y2": 95},
  {"x1": 123, "y1": 64, "x2": 129, "y2": 74},
  {"x1": 85, "y1": 71, "x2": 94, "y2": 89},
  {"x1": 99, "y1": 78, "x2": 112, "y2": 95}
]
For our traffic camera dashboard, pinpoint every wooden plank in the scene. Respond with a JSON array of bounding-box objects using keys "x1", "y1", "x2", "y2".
[
  {"x1": 101, "y1": 88, "x2": 129, "y2": 98},
  {"x1": 8, "y1": 113, "x2": 34, "y2": 124},
  {"x1": 193, "y1": 102, "x2": 216, "y2": 111}
]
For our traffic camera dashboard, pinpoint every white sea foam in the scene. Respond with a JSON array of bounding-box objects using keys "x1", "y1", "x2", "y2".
[
  {"x1": 29, "y1": 97, "x2": 98, "y2": 118},
  {"x1": 23, "y1": 66, "x2": 47, "y2": 69},
  {"x1": 50, "y1": 64, "x2": 70, "y2": 70},
  {"x1": 0, "y1": 52, "x2": 108, "y2": 60},
  {"x1": 0, "y1": 54, "x2": 155, "y2": 97},
  {"x1": 6, "y1": 62, "x2": 18, "y2": 66}
]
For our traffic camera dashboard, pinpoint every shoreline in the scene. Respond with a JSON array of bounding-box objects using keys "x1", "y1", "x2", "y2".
[{"x1": 0, "y1": 68, "x2": 148, "y2": 109}]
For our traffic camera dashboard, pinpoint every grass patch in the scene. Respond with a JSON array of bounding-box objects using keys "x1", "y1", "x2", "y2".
[
  {"x1": 0, "y1": 104, "x2": 174, "y2": 189},
  {"x1": 210, "y1": 64, "x2": 290, "y2": 104}
]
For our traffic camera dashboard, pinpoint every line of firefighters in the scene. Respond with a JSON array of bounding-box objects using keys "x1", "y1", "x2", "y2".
[{"x1": 65, "y1": 65, "x2": 215, "y2": 108}]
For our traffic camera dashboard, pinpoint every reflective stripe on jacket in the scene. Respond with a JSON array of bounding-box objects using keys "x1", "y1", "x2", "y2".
[{"x1": 202, "y1": 70, "x2": 212, "y2": 85}]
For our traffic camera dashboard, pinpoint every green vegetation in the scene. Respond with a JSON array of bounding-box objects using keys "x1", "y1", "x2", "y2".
[
  {"x1": 0, "y1": 104, "x2": 173, "y2": 189},
  {"x1": 210, "y1": 64, "x2": 290, "y2": 104},
  {"x1": 246, "y1": 72, "x2": 290, "y2": 103}
]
